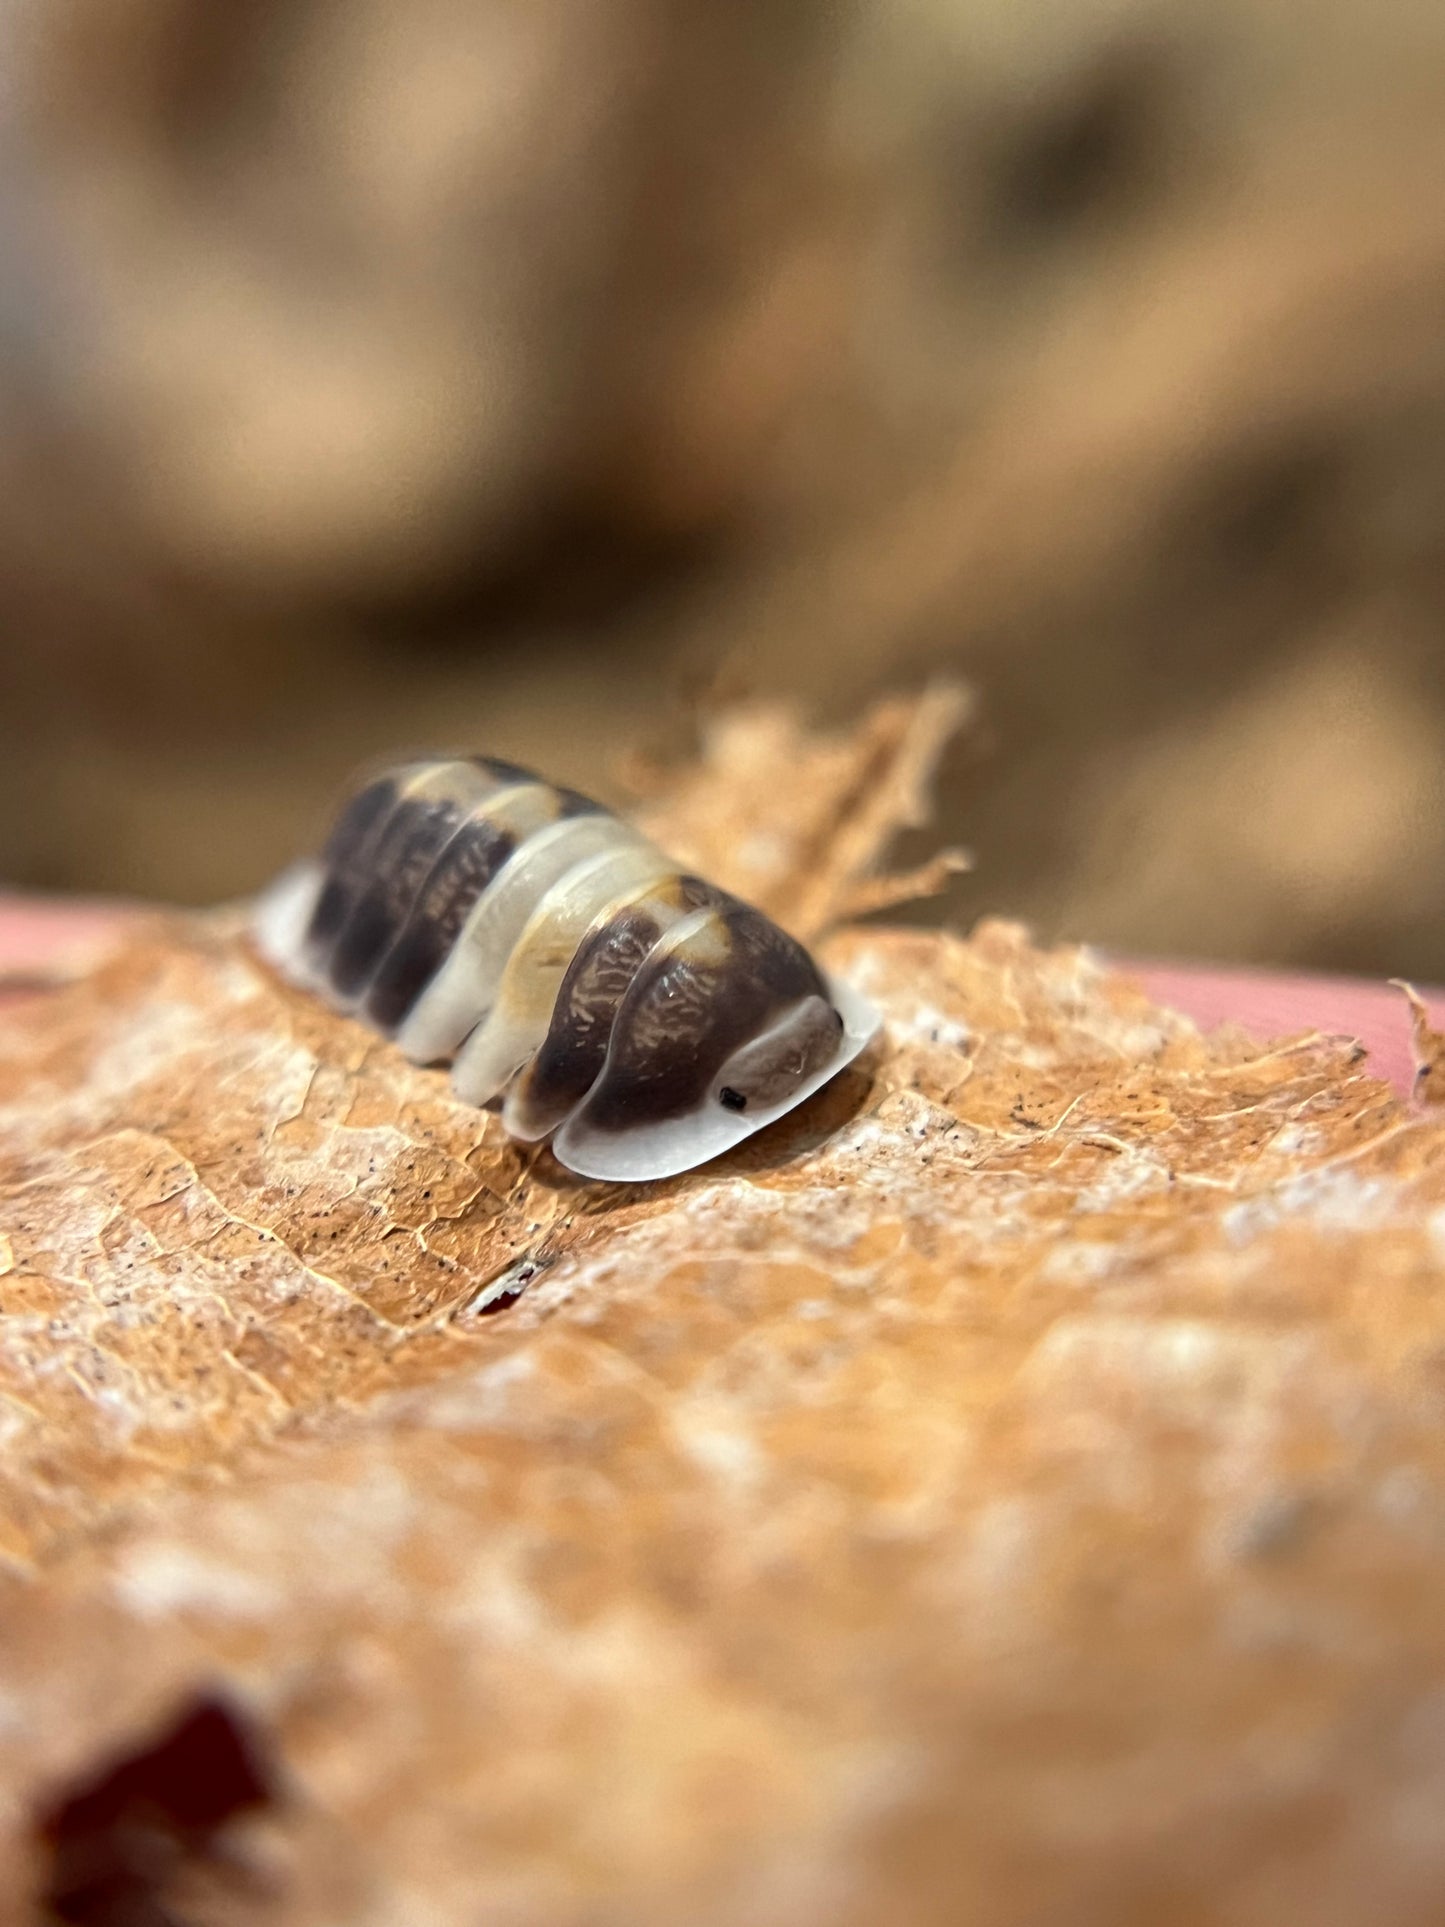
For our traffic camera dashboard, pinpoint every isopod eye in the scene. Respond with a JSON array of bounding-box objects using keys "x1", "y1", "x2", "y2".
[{"x1": 719, "y1": 1087, "x2": 748, "y2": 1112}]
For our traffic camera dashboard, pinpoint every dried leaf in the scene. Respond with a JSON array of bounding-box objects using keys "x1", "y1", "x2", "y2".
[
  {"x1": 1390, "y1": 977, "x2": 1445, "y2": 1105},
  {"x1": 632, "y1": 680, "x2": 973, "y2": 939},
  {"x1": 4, "y1": 697, "x2": 1445, "y2": 1923},
  {"x1": 828, "y1": 845, "x2": 972, "y2": 923}
]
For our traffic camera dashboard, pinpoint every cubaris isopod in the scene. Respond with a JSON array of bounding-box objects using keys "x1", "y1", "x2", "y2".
[{"x1": 253, "y1": 755, "x2": 879, "y2": 1181}]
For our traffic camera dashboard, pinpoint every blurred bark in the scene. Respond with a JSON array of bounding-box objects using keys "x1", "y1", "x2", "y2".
[{"x1": 2, "y1": 0, "x2": 1445, "y2": 976}]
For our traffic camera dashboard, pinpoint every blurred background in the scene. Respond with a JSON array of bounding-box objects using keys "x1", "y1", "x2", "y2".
[{"x1": 2, "y1": 0, "x2": 1444, "y2": 975}]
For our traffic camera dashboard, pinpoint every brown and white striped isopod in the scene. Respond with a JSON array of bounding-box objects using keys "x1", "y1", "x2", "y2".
[{"x1": 253, "y1": 756, "x2": 879, "y2": 1181}]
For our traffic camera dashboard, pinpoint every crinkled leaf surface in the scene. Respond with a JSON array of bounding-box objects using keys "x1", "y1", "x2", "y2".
[{"x1": 4, "y1": 695, "x2": 1445, "y2": 1924}]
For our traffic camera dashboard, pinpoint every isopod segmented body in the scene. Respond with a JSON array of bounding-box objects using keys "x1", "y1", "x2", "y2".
[{"x1": 253, "y1": 755, "x2": 879, "y2": 1181}]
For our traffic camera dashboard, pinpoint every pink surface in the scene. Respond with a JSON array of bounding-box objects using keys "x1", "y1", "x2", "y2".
[
  {"x1": 0, "y1": 897, "x2": 1436, "y2": 1100},
  {"x1": 1122, "y1": 959, "x2": 1441, "y2": 1100},
  {"x1": 0, "y1": 896, "x2": 142, "y2": 972}
]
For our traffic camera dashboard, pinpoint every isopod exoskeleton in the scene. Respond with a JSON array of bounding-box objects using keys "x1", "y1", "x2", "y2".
[{"x1": 253, "y1": 755, "x2": 879, "y2": 1182}]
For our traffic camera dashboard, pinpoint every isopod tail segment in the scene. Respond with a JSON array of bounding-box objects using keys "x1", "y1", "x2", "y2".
[{"x1": 251, "y1": 754, "x2": 880, "y2": 1182}]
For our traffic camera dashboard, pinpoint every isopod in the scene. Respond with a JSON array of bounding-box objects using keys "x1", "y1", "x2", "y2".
[{"x1": 253, "y1": 755, "x2": 879, "y2": 1181}]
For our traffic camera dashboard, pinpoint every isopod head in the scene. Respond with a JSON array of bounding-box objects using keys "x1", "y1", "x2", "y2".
[{"x1": 548, "y1": 900, "x2": 879, "y2": 1182}]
